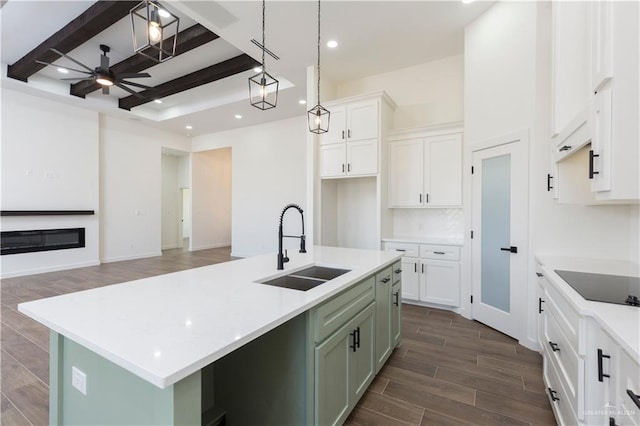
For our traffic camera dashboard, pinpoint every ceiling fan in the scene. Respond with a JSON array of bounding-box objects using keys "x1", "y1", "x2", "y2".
[{"x1": 36, "y1": 44, "x2": 152, "y2": 98}]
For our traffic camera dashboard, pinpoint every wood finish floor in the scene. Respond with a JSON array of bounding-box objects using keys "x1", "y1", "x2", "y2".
[{"x1": 1, "y1": 248, "x2": 555, "y2": 425}]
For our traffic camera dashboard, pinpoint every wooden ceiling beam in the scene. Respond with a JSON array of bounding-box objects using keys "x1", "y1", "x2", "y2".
[
  {"x1": 7, "y1": 1, "x2": 139, "y2": 82},
  {"x1": 118, "y1": 54, "x2": 260, "y2": 110},
  {"x1": 70, "y1": 24, "x2": 219, "y2": 98}
]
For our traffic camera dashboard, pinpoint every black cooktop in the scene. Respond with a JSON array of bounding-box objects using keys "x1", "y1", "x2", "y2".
[{"x1": 555, "y1": 270, "x2": 640, "y2": 307}]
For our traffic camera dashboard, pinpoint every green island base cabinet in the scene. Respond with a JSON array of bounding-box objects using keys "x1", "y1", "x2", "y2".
[{"x1": 25, "y1": 249, "x2": 403, "y2": 426}]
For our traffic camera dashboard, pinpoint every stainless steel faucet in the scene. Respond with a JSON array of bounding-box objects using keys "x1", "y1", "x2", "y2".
[{"x1": 277, "y1": 204, "x2": 306, "y2": 270}]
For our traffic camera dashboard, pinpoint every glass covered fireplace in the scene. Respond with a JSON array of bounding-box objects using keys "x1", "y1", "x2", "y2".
[{"x1": 1, "y1": 228, "x2": 85, "y2": 255}]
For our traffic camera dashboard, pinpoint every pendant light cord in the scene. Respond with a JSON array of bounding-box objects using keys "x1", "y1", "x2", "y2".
[
  {"x1": 316, "y1": 0, "x2": 321, "y2": 106},
  {"x1": 262, "y1": 0, "x2": 266, "y2": 72}
]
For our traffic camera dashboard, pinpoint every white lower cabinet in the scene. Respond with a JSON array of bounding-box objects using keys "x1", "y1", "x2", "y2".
[
  {"x1": 384, "y1": 241, "x2": 460, "y2": 307},
  {"x1": 537, "y1": 265, "x2": 640, "y2": 426}
]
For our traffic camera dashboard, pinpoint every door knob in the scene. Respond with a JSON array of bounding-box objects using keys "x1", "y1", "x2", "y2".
[{"x1": 500, "y1": 246, "x2": 518, "y2": 253}]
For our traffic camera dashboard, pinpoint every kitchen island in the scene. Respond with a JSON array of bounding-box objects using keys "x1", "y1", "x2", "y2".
[{"x1": 18, "y1": 246, "x2": 403, "y2": 425}]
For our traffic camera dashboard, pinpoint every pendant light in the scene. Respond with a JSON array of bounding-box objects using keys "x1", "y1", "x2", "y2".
[
  {"x1": 307, "y1": 0, "x2": 330, "y2": 134},
  {"x1": 130, "y1": 0, "x2": 179, "y2": 63},
  {"x1": 249, "y1": 0, "x2": 279, "y2": 110}
]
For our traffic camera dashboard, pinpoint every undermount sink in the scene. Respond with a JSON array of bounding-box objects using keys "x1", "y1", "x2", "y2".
[{"x1": 258, "y1": 266, "x2": 351, "y2": 291}]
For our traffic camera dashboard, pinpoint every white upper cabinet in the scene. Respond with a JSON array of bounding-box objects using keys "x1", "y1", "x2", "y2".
[
  {"x1": 321, "y1": 105, "x2": 347, "y2": 145},
  {"x1": 388, "y1": 125, "x2": 463, "y2": 208},
  {"x1": 320, "y1": 100, "x2": 378, "y2": 145}
]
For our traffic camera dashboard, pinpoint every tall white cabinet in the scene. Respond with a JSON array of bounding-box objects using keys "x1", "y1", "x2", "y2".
[{"x1": 316, "y1": 92, "x2": 396, "y2": 250}]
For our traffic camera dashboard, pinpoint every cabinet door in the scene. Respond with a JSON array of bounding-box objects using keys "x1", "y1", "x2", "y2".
[
  {"x1": 375, "y1": 268, "x2": 392, "y2": 370},
  {"x1": 391, "y1": 281, "x2": 401, "y2": 347},
  {"x1": 320, "y1": 143, "x2": 346, "y2": 178},
  {"x1": 321, "y1": 105, "x2": 347, "y2": 145},
  {"x1": 401, "y1": 258, "x2": 420, "y2": 301},
  {"x1": 617, "y1": 350, "x2": 640, "y2": 426},
  {"x1": 424, "y1": 134, "x2": 462, "y2": 206},
  {"x1": 590, "y1": 89, "x2": 612, "y2": 192},
  {"x1": 349, "y1": 304, "x2": 375, "y2": 403},
  {"x1": 585, "y1": 323, "x2": 619, "y2": 426},
  {"x1": 347, "y1": 100, "x2": 378, "y2": 142},
  {"x1": 420, "y1": 260, "x2": 460, "y2": 307},
  {"x1": 347, "y1": 139, "x2": 377, "y2": 176},
  {"x1": 591, "y1": 0, "x2": 613, "y2": 91},
  {"x1": 315, "y1": 325, "x2": 350, "y2": 426},
  {"x1": 389, "y1": 139, "x2": 423, "y2": 207}
]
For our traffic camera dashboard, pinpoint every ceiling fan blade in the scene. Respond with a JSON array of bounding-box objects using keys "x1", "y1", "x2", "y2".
[
  {"x1": 100, "y1": 52, "x2": 109, "y2": 71},
  {"x1": 35, "y1": 61, "x2": 93, "y2": 75},
  {"x1": 119, "y1": 80, "x2": 154, "y2": 90},
  {"x1": 49, "y1": 48, "x2": 94, "y2": 73},
  {"x1": 60, "y1": 77, "x2": 95, "y2": 81},
  {"x1": 116, "y1": 72, "x2": 151, "y2": 79},
  {"x1": 102, "y1": 86, "x2": 109, "y2": 95},
  {"x1": 114, "y1": 82, "x2": 143, "y2": 98}
]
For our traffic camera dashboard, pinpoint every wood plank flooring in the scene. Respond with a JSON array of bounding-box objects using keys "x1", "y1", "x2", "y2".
[{"x1": 1, "y1": 248, "x2": 556, "y2": 425}]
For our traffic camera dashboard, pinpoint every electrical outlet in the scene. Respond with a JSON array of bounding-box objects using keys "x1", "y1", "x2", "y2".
[{"x1": 71, "y1": 366, "x2": 87, "y2": 395}]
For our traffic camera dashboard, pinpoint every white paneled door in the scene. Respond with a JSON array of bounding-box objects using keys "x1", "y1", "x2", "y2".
[{"x1": 471, "y1": 134, "x2": 528, "y2": 339}]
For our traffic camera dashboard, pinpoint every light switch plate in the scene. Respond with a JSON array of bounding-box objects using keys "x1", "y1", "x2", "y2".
[{"x1": 71, "y1": 366, "x2": 87, "y2": 395}]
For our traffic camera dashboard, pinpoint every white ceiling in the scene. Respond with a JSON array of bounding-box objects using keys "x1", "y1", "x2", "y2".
[{"x1": 0, "y1": 0, "x2": 493, "y2": 137}]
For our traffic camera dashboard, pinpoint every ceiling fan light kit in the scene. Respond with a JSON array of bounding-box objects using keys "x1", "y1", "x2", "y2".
[
  {"x1": 130, "y1": 0, "x2": 179, "y2": 63},
  {"x1": 249, "y1": 0, "x2": 279, "y2": 110},
  {"x1": 308, "y1": 0, "x2": 330, "y2": 134}
]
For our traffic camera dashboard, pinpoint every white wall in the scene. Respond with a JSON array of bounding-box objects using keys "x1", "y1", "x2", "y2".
[
  {"x1": 100, "y1": 115, "x2": 190, "y2": 263},
  {"x1": 191, "y1": 148, "x2": 232, "y2": 251},
  {"x1": 192, "y1": 116, "x2": 307, "y2": 258},
  {"x1": 464, "y1": 2, "x2": 635, "y2": 349},
  {"x1": 337, "y1": 55, "x2": 464, "y2": 129},
  {"x1": 0, "y1": 89, "x2": 100, "y2": 277}
]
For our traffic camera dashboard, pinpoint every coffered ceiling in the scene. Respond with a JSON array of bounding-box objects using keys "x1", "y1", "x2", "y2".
[{"x1": 1, "y1": 1, "x2": 493, "y2": 137}]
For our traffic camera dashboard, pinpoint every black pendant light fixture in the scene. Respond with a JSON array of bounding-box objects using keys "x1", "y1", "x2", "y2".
[
  {"x1": 249, "y1": 0, "x2": 279, "y2": 110},
  {"x1": 130, "y1": 0, "x2": 180, "y2": 63},
  {"x1": 307, "y1": 0, "x2": 330, "y2": 134}
]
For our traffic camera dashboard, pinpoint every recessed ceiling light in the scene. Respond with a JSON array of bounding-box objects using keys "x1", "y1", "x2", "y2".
[
  {"x1": 154, "y1": 99, "x2": 163, "y2": 104},
  {"x1": 57, "y1": 67, "x2": 69, "y2": 74},
  {"x1": 185, "y1": 125, "x2": 193, "y2": 130},
  {"x1": 299, "y1": 99, "x2": 307, "y2": 105},
  {"x1": 235, "y1": 114, "x2": 242, "y2": 119},
  {"x1": 253, "y1": 67, "x2": 262, "y2": 73},
  {"x1": 327, "y1": 40, "x2": 338, "y2": 48},
  {"x1": 158, "y1": 9, "x2": 171, "y2": 18}
]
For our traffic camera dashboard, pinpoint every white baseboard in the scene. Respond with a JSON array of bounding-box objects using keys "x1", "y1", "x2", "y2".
[
  {"x1": 161, "y1": 244, "x2": 178, "y2": 250},
  {"x1": 190, "y1": 242, "x2": 231, "y2": 251},
  {"x1": 519, "y1": 337, "x2": 541, "y2": 352},
  {"x1": 0, "y1": 260, "x2": 101, "y2": 279},
  {"x1": 101, "y1": 251, "x2": 162, "y2": 264},
  {"x1": 229, "y1": 251, "x2": 250, "y2": 259}
]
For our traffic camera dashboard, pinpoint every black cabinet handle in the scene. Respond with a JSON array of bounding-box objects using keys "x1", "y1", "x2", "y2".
[
  {"x1": 609, "y1": 417, "x2": 618, "y2": 426},
  {"x1": 547, "y1": 387, "x2": 560, "y2": 402},
  {"x1": 419, "y1": 193, "x2": 422, "y2": 203},
  {"x1": 425, "y1": 193, "x2": 429, "y2": 203},
  {"x1": 394, "y1": 268, "x2": 402, "y2": 274},
  {"x1": 589, "y1": 150, "x2": 600, "y2": 179},
  {"x1": 395, "y1": 249, "x2": 406, "y2": 252},
  {"x1": 536, "y1": 272, "x2": 543, "y2": 277},
  {"x1": 538, "y1": 297, "x2": 544, "y2": 314},
  {"x1": 548, "y1": 341, "x2": 560, "y2": 352},
  {"x1": 500, "y1": 246, "x2": 518, "y2": 253},
  {"x1": 348, "y1": 129, "x2": 351, "y2": 138},
  {"x1": 342, "y1": 164, "x2": 345, "y2": 173},
  {"x1": 627, "y1": 389, "x2": 640, "y2": 409},
  {"x1": 350, "y1": 330, "x2": 357, "y2": 352},
  {"x1": 393, "y1": 291, "x2": 399, "y2": 306},
  {"x1": 342, "y1": 130, "x2": 345, "y2": 140},
  {"x1": 547, "y1": 174, "x2": 553, "y2": 191},
  {"x1": 414, "y1": 263, "x2": 417, "y2": 273},
  {"x1": 598, "y1": 349, "x2": 611, "y2": 382},
  {"x1": 355, "y1": 326, "x2": 361, "y2": 349},
  {"x1": 347, "y1": 163, "x2": 351, "y2": 172},
  {"x1": 381, "y1": 277, "x2": 391, "y2": 283},
  {"x1": 433, "y1": 251, "x2": 445, "y2": 255},
  {"x1": 421, "y1": 264, "x2": 424, "y2": 274},
  {"x1": 559, "y1": 145, "x2": 572, "y2": 152}
]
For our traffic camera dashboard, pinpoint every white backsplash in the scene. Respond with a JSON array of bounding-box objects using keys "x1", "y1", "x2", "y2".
[{"x1": 391, "y1": 208, "x2": 464, "y2": 239}]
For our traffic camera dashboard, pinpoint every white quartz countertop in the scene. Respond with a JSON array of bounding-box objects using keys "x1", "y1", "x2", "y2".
[
  {"x1": 382, "y1": 236, "x2": 464, "y2": 246},
  {"x1": 19, "y1": 246, "x2": 402, "y2": 389},
  {"x1": 536, "y1": 254, "x2": 640, "y2": 362}
]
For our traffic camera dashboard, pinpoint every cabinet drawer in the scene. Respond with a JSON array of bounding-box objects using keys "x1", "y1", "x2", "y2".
[
  {"x1": 313, "y1": 276, "x2": 375, "y2": 344},
  {"x1": 420, "y1": 244, "x2": 460, "y2": 261},
  {"x1": 391, "y1": 261, "x2": 402, "y2": 283},
  {"x1": 545, "y1": 308, "x2": 582, "y2": 413},
  {"x1": 543, "y1": 275, "x2": 581, "y2": 349},
  {"x1": 545, "y1": 349, "x2": 579, "y2": 426},
  {"x1": 376, "y1": 267, "x2": 392, "y2": 286},
  {"x1": 384, "y1": 242, "x2": 419, "y2": 257}
]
